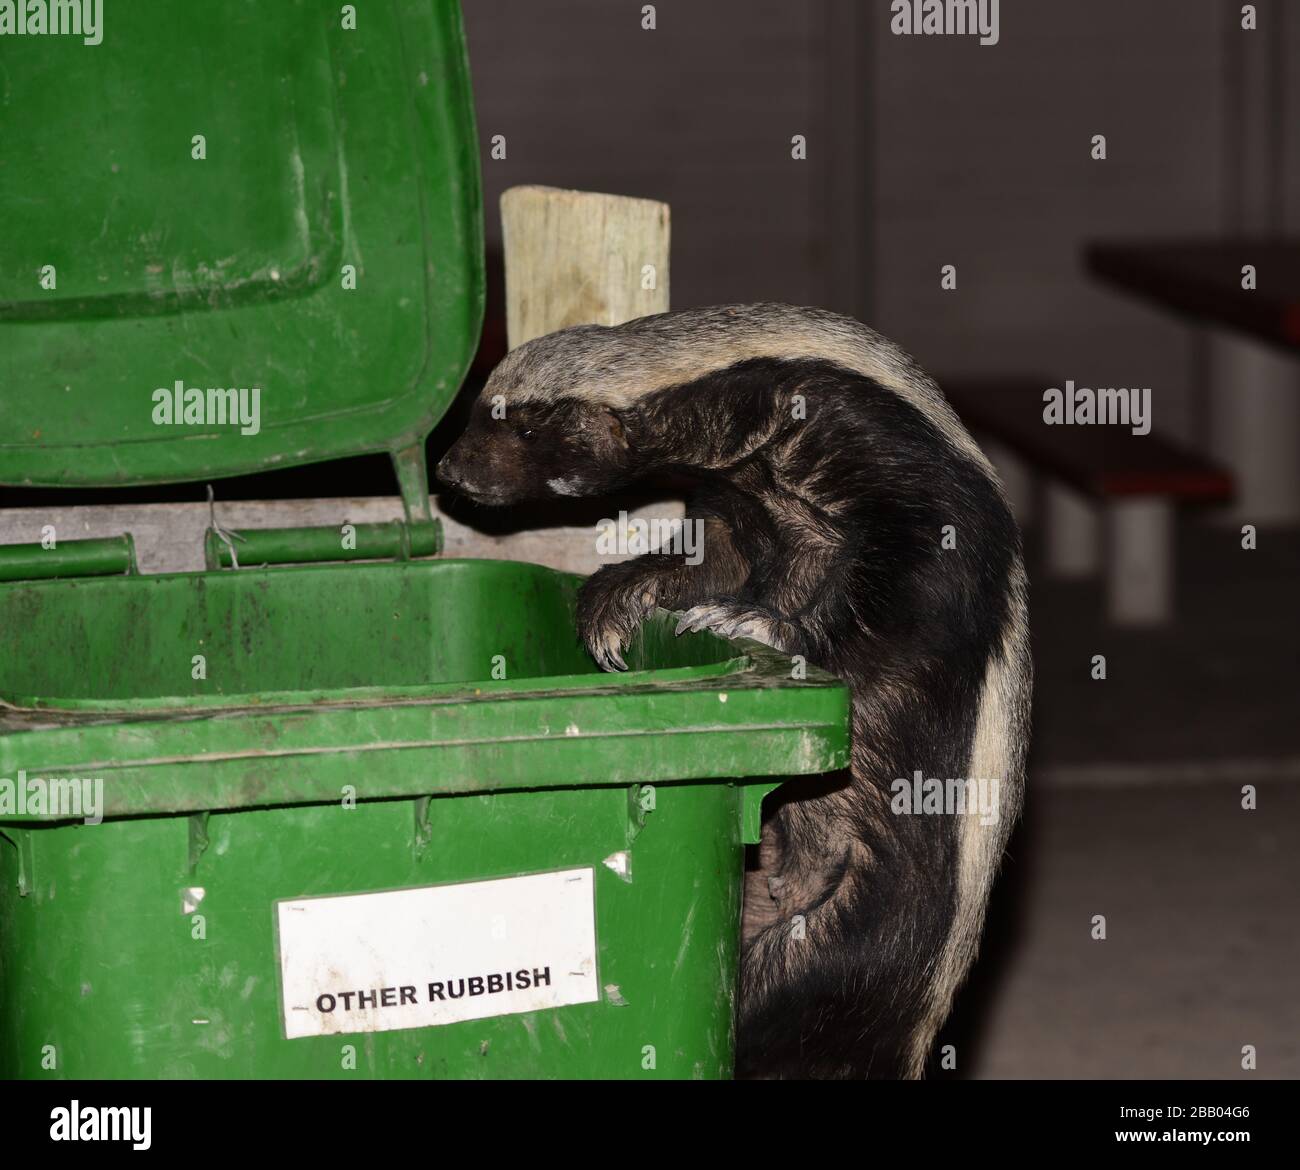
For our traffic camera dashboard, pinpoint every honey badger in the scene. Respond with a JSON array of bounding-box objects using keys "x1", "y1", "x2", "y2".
[{"x1": 437, "y1": 303, "x2": 1031, "y2": 1079}]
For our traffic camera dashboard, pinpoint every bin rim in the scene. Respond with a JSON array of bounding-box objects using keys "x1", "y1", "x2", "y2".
[
  {"x1": 0, "y1": 561, "x2": 852, "y2": 822},
  {"x1": 0, "y1": 664, "x2": 851, "y2": 821},
  {"x1": 0, "y1": 557, "x2": 839, "y2": 716}
]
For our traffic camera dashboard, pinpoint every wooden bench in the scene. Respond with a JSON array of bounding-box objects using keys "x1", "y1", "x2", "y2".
[{"x1": 945, "y1": 382, "x2": 1234, "y2": 624}]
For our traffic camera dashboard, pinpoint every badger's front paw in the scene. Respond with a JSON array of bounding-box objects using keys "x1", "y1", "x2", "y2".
[
  {"x1": 674, "y1": 601, "x2": 794, "y2": 654},
  {"x1": 577, "y1": 566, "x2": 659, "y2": 672}
]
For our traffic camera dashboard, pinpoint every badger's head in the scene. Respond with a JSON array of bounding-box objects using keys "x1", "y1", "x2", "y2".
[{"x1": 436, "y1": 324, "x2": 643, "y2": 506}]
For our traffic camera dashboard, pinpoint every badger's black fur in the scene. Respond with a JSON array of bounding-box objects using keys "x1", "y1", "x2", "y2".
[{"x1": 438, "y1": 303, "x2": 1031, "y2": 1080}]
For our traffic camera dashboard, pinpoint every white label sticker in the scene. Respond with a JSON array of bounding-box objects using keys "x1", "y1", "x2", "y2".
[{"x1": 276, "y1": 867, "x2": 598, "y2": 1039}]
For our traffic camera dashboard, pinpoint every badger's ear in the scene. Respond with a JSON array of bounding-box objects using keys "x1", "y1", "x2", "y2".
[{"x1": 600, "y1": 406, "x2": 631, "y2": 450}]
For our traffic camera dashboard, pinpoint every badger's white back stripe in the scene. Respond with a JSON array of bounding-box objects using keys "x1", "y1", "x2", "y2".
[{"x1": 487, "y1": 303, "x2": 996, "y2": 474}]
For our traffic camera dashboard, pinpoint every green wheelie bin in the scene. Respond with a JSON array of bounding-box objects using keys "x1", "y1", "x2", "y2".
[{"x1": 0, "y1": 1, "x2": 850, "y2": 1078}]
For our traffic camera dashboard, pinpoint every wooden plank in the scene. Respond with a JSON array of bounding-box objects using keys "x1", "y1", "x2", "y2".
[
  {"x1": 947, "y1": 382, "x2": 1234, "y2": 502},
  {"x1": 500, "y1": 185, "x2": 670, "y2": 347}
]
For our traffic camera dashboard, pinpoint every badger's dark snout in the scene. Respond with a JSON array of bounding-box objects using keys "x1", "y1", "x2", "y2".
[
  {"x1": 435, "y1": 437, "x2": 513, "y2": 505},
  {"x1": 436, "y1": 433, "x2": 485, "y2": 492},
  {"x1": 434, "y1": 448, "x2": 466, "y2": 489}
]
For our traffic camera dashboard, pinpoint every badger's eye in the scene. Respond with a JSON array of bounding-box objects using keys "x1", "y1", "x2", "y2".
[{"x1": 518, "y1": 428, "x2": 535, "y2": 441}]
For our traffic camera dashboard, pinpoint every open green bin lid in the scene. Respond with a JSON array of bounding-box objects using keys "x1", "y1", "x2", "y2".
[{"x1": 0, "y1": 0, "x2": 484, "y2": 491}]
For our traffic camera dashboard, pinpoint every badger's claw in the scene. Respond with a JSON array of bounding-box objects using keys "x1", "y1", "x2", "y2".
[
  {"x1": 591, "y1": 629, "x2": 628, "y2": 673},
  {"x1": 674, "y1": 602, "x2": 791, "y2": 653},
  {"x1": 577, "y1": 564, "x2": 657, "y2": 673}
]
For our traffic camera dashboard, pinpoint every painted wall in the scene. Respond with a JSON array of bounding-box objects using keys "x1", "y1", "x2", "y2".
[{"x1": 463, "y1": 0, "x2": 1298, "y2": 446}]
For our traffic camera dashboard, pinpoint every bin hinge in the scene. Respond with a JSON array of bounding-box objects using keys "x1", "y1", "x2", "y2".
[
  {"x1": 0, "y1": 534, "x2": 138, "y2": 583},
  {"x1": 204, "y1": 443, "x2": 443, "y2": 569},
  {"x1": 204, "y1": 517, "x2": 442, "y2": 569}
]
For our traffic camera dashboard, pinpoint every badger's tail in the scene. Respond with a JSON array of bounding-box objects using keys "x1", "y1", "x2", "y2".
[{"x1": 908, "y1": 559, "x2": 1031, "y2": 1072}]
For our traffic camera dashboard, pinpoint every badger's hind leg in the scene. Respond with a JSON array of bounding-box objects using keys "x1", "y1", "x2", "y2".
[{"x1": 737, "y1": 856, "x2": 938, "y2": 1081}]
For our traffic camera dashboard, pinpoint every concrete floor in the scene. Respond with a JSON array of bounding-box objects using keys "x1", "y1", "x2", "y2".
[
  {"x1": 946, "y1": 783, "x2": 1299, "y2": 1078},
  {"x1": 939, "y1": 519, "x2": 1300, "y2": 1078}
]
